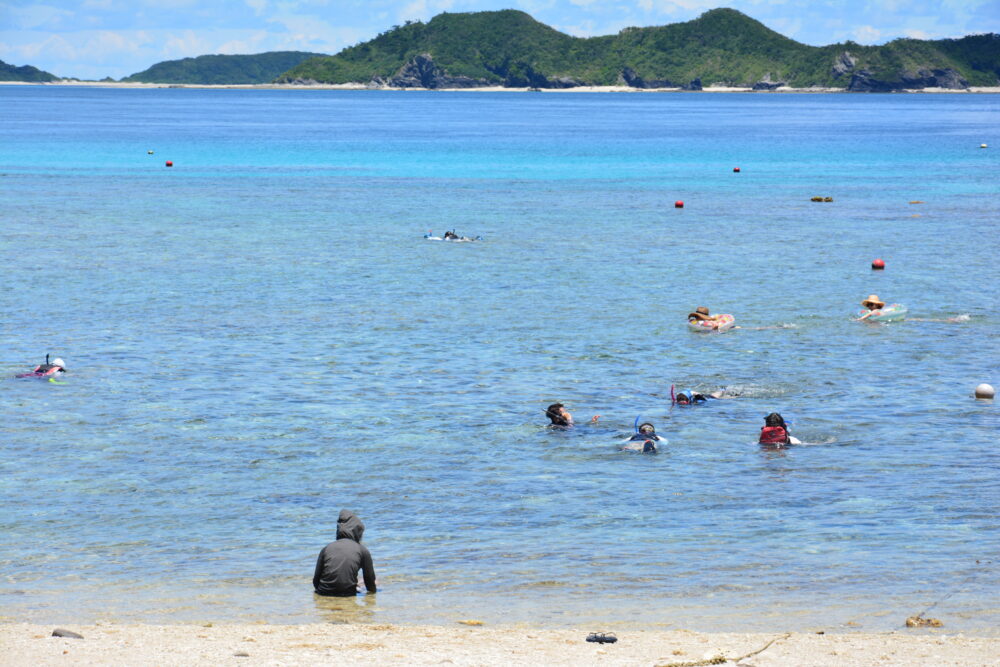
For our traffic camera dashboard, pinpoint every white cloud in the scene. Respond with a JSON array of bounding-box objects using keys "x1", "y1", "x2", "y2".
[
  {"x1": 902, "y1": 28, "x2": 932, "y2": 40},
  {"x1": 398, "y1": 0, "x2": 455, "y2": 23},
  {"x1": 634, "y1": 0, "x2": 726, "y2": 13},
  {"x1": 161, "y1": 29, "x2": 214, "y2": 58},
  {"x1": 7, "y1": 4, "x2": 75, "y2": 30},
  {"x1": 852, "y1": 24, "x2": 882, "y2": 43},
  {"x1": 245, "y1": 0, "x2": 268, "y2": 15}
]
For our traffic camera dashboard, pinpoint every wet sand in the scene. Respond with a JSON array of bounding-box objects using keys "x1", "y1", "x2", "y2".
[{"x1": 3, "y1": 623, "x2": 998, "y2": 666}]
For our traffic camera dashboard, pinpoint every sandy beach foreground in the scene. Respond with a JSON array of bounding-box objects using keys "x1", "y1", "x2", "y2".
[{"x1": 2, "y1": 623, "x2": 998, "y2": 666}]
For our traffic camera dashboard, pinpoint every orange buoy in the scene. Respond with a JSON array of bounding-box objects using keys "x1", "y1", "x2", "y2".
[
  {"x1": 871, "y1": 258, "x2": 885, "y2": 270},
  {"x1": 674, "y1": 200, "x2": 684, "y2": 208},
  {"x1": 733, "y1": 167, "x2": 741, "y2": 173},
  {"x1": 165, "y1": 160, "x2": 173, "y2": 167}
]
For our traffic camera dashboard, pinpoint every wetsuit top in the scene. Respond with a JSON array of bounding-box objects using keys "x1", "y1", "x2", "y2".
[
  {"x1": 759, "y1": 426, "x2": 789, "y2": 445},
  {"x1": 32, "y1": 364, "x2": 62, "y2": 375}
]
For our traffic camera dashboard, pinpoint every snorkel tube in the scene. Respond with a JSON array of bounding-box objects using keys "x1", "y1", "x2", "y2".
[
  {"x1": 634, "y1": 414, "x2": 641, "y2": 433},
  {"x1": 670, "y1": 384, "x2": 676, "y2": 405}
]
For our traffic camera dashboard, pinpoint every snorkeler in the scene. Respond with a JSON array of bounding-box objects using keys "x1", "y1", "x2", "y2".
[
  {"x1": 622, "y1": 422, "x2": 664, "y2": 453},
  {"x1": 18, "y1": 354, "x2": 66, "y2": 377},
  {"x1": 758, "y1": 412, "x2": 796, "y2": 445},
  {"x1": 545, "y1": 403, "x2": 599, "y2": 427},
  {"x1": 671, "y1": 385, "x2": 730, "y2": 405}
]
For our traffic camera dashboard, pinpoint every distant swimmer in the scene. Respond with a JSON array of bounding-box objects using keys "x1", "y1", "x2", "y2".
[
  {"x1": 622, "y1": 422, "x2": 664, "y2": 453},
  {"x1": 545, "y1": 403, "x2": 599, "y2": 427},
  {"x1": 688, "y1": 306, "x2": 737, "y2": 332},
  {"x1": 673, "y1": 389, "x2": 725, "y2": 405},
  {"x1": 16, "y1": 354, "x2": 66, "y2": 378},
  {"x1": 758, "y1": 412, "x2": 801, "y2": 446},
  {"x1": 857, "y1": 294, "x2": 886, "y2": 321},
  {"x1": 441, "y1": 230, "x2": 482, "y2": 242},
  {"x1": 857, "y1": 294, "x2": 908, "y2": 323}
]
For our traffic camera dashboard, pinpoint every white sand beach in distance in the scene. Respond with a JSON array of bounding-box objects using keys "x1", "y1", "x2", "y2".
[
  {"x1": 2, "y1": 623, "x2": 999, "y2": 666},
  {"x1": 4, "y1": 80, "x2": 1000, "y2": 93}
]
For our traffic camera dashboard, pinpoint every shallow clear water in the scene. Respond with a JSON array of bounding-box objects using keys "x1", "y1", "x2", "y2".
[{"x1": 1, "y1": 87, "x2": 998, "y2": 633}]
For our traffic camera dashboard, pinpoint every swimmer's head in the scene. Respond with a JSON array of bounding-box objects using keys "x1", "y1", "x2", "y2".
[
  {"x1": 764, "y1": 412, "x2": 786, "y2": 428},
  {"x1": 51, "y1": 358, "x2": 66, "y2": 369},
  {"x1": 638, "y1": 422, "x2": 655, "y2": 434},
  {"x1": 545, "y1": 403, "x2": 570, "y2": 425},
  {"x1": 676, "y1": 391, "x2": 693, "y2": 404}
]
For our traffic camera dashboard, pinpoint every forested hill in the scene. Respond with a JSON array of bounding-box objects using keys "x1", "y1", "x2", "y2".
[
  {"x1": 0, "y1": 59, "x2": 59, "y2": 82},
  {"x1": 122, "y1": 51, "x2": 327, "y2": 84},
  {"x1": 279, "y1": 8, "x2": 1000, "y2": 91}
]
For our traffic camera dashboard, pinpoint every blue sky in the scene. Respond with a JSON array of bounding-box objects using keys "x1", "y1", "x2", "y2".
[{"x1": 2, "y1": 0, "x2": 998, "y2": 79}]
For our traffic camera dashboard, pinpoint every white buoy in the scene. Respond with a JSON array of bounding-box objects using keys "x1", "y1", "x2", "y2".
[
  {"x1": 981, "y1": 143, "x2": 988, "y2": 149},
  {"x1": 974, "y1": 383, "x2": 995, "y2": 399}
]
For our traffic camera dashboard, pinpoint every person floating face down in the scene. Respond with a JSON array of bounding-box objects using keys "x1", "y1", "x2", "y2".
[
  {"x1": 31, "y1": 355, "x2": 66, "y2": 376},
  {"x1": 758, "y1": 412, "x2": 792, "y2": 445},
  {"x1": 675, "y1": 390, "x2": 712, "y2": 405},
  {"x1": 545, "y1": 403, "x2": 599, "y2": 427},
  {"x1": 313, "y1": 510, "x2": 377, "y2": 596},
  {"x1": 858, "y1": 294, "x2": 886, "y2": 320},
  {"x1": 626, "y1": 422, "x2": 663, "y2": 453}
]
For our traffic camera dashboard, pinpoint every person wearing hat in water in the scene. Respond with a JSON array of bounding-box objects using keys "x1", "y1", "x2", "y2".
[
  {"x1": 858, "y1": 294, "x2": 886, "y2": 320},
  {"x1": 688, "y1": 306, "x2": 717, "y2": 324},
  {"x1": 545, "y1": 403, "x2": 599, "y2": 427}
]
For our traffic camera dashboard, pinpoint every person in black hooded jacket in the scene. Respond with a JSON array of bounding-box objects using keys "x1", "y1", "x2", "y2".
[{"x1": 313, "y1": 510, "x2": 377, "y2": 596}]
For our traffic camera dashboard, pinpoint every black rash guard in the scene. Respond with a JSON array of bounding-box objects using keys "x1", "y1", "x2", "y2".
[{"x1": 313, "y1": 510, "x2": 377, "y2": 596}]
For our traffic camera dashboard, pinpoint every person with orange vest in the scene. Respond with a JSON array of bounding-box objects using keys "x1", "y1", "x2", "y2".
[{"x1": 759, "y1": 412, "x2": 792, "y2": 445}]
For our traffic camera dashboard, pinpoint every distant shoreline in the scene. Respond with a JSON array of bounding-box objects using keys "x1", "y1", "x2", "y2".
[{"x1": 3, "y1": 80, "x2": 1000, "y2": 93}]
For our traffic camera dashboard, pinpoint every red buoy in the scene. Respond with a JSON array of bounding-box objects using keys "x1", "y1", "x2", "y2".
[
  {"x1": 165, "y1": 160, "x2": 173, "y2": 167},
  {"x1": 871, "y1": 258, "x2": 885, "y2": 270},
  {"x1": 674, "y1": 200, "x2": 684, "y2": 208},
  {"x1": 733, "y1": 167, "x2": 741, "y2": 173}
]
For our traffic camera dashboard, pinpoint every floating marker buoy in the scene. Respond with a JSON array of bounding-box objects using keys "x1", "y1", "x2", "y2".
[
  {"x1": 871, "y1": 258, "x2": 885, "y2": 270},
  {"x1": 733, "y1": 167, "x2": 741, "y2": 173},
  {"x1": 980, "y1": 143, "x2": 988, "y2": 149},
  {"x1": 975, "y1": 383, "x2": 995, "y2": 399},
  {"x1": 147, "y1": 150, "x2": 154, "y2": 155},
  {"x1": 165, "y1": 160, "x2": 173, "y2": 167},
  {"x1": 674, "y1": 200, "x2": 684, "y2": 208}
]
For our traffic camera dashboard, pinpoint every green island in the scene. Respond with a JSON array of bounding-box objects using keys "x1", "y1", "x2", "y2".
[
  {"x1": 0, "y1": 59, "x2": 59, "y2": 82},
  {"x1": 121, "y1": 51, "x2": 327, "y2": 84},
  {"x1": 280, "y1": 8, "x2": 1000, "y2": 91}
]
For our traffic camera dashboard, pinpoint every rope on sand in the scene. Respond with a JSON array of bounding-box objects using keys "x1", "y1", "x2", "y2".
[{"x1": 654, "y1": 632, "x2": 791, "y2": 667}]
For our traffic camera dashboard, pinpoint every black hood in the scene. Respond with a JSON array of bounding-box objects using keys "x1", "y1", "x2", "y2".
[{"x1": 336, "y1": 509, "x2": 365, "y2": 542}]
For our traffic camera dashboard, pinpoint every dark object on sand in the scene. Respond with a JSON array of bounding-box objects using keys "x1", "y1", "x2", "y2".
[
  {"x1": 905, "y1": 615, "x2": 943, "y2": 627},
  {"x1": 52, "y1": 629, "x2": 84, "y2": 639},
  {"x1": 586, "y1": 632, "x2": 617, "y2": 644}
]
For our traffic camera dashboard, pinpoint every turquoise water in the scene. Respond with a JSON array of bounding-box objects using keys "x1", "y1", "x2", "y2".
[{"x1": 1, "y1": 86, "x2": 998, "y2": 632}]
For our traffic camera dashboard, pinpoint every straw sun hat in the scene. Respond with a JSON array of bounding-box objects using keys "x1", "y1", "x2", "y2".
[
  {"x1": 688, "y1": 306, "x2": 711, "y2": 319},
  {"x1": 861, "y1": 294, "x2": 885, "y2": 309}
]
